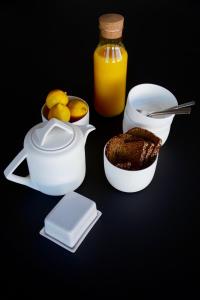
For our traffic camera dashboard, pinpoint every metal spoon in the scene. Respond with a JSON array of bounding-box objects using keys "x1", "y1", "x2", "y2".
[
  {"x1": 148, "y1": 107, "x2": 192, "y2": 117},
  {"x1": 137, "y1": 101, "x2": 195, "y2": 117}
]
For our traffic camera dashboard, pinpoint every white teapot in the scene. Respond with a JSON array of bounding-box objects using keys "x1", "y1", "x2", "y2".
[{"x1": 4, "y1": 118, "x2": 95, "y2": 196}]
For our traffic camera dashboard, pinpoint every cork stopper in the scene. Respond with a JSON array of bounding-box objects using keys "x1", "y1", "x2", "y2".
[{"x1": 99, "y1": 13, "x2": 124, "y2": 39}]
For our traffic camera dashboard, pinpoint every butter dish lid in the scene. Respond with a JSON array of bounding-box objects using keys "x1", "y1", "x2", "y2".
[{"x1": 40, "y1": 192, "x2": 102, "y2": 253}]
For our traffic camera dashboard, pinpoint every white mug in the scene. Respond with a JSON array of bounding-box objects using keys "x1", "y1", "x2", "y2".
[{"x1": 123, "y1": 84, "x2": 178, "y2": 144}]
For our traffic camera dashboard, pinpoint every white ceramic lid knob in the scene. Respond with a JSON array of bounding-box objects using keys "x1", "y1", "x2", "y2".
[{"x1": 32, "y1": 118, "x2": 75, "y2": 151}]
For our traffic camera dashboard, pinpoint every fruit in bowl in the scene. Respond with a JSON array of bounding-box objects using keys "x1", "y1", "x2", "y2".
[
  {"x1": 48, "y1": 103, "x2": 71, "y2": 122},
  {"x1": 68, "y1": 98, "x2": 88, "y2": 122},
  {"x1": 43, "y1": 89, "x2": 89, "y2": 123},
  {"x1": 46, "y1": 89, "x2": 69, "y2": 109}
]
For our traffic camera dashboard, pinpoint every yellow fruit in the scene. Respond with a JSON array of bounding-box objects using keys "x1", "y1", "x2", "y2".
[
  {"x1": 48, "y1": 103, "x2": 70, "y2": 122},
  {"x1": 46, "y1": 89, "x2": 69, "y2": 109},
  {"x1": 68, "y1": 99, "x2": 88, "y2": 121}
]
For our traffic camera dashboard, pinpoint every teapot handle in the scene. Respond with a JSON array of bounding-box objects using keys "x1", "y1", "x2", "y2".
[{"x1": 4, "y1": 149, "x2": 35, "y2": 189}]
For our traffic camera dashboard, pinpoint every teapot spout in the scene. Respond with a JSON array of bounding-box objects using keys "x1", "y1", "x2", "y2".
[{"x1": 81, "y1": 124, "x2": 96, "y2": 144}]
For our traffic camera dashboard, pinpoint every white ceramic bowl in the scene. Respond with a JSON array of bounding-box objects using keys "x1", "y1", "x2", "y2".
[
  {"x1": 103, "y1": 145, "x2": 158, "y2": 193},
  {"x1": 123, "y1": 84, "x2": 178, "y2": 144},
  {"x1": 41, "y1": 95, "x2": 89, "y2": 126}
]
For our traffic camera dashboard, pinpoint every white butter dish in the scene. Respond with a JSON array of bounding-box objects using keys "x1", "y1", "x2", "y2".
[{"x1": 40, "y1": 192, "x2": 102, "y2": 253}]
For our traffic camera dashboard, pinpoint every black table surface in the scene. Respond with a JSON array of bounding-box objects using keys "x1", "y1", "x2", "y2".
[{"x1": 1, "y1": 0, "x2": 199, "y2": 295}]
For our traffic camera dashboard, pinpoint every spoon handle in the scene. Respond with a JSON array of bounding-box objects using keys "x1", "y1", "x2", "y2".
[
  {"x1": 148, "y1": 107, "x2": 191, "y2": 117},
  {"x1": 170, "y1": 100, "x2": 195, "y2": 110}
]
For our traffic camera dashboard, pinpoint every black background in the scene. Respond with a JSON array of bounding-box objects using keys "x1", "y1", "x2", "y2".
[{"x1": 1, "y1": 0, "x2": 200, "y2": 296}]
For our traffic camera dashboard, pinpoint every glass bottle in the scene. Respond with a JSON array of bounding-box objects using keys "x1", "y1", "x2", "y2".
[{"x1": 94, "y1": 14, "x2": 128, "y2": 117}]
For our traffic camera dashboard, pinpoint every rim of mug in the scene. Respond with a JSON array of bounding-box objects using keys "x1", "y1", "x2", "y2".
[
  {"x1": 104, "y1": 144, "x2": 158, "y2": 173},
  {"x1": 124, "y1": 106, "x2": 174, "y2": 129},
  {"x1": 123, "y1": 110, "x2": 172, "y2": 130},
  {"x1": 41, "y1": 95, "x2": 89, "y2": 123},
  {"x1": 126, "y1": 83, "x2": 178, "y2": 121}
]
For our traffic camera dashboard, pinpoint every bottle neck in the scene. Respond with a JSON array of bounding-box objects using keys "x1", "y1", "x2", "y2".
[{"x1": 99, "y1": 35, "x2": 123, "y2": 46}]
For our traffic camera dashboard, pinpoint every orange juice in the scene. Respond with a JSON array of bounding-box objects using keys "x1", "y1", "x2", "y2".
[
  {"x1": 94, "y1": 13, "x2": 128, "y2": 117},
  {"x1": 94, "y1": 44, "x2": 128, "y2": 116}
]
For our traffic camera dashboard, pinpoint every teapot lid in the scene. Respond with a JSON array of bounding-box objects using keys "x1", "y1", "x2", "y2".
[{"x1": 31, "y1": 118, "x2": 75, "y2": 151}]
